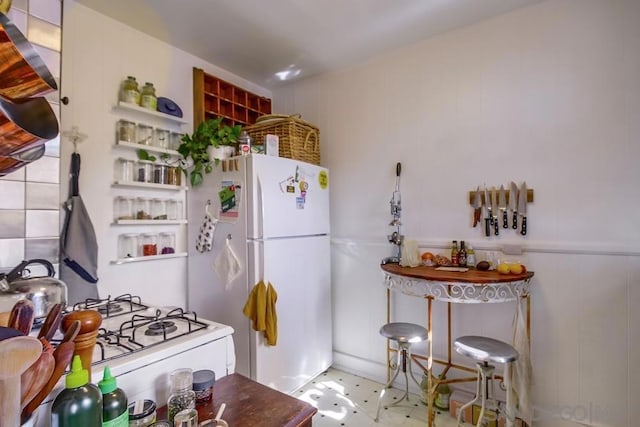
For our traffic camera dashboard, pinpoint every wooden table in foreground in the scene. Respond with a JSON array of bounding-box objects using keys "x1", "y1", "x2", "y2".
[
  {"x1": 157, "y1": 373, "x2": 317, "y2": 426},
  {"x1": 380, "y1": 263, "x2": 534, "y2": 427}
]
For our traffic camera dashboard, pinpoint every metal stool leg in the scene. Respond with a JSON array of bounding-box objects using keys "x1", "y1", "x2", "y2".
[
  {"x1": 475, "y1": 363, "x2": 495, "y2": 427},
  {"x1": 375, "y1": 343, "x2": 403, "y2": 422},
  {"x1": 376, "y1": 342, "x2": 422, "y2": 422}
]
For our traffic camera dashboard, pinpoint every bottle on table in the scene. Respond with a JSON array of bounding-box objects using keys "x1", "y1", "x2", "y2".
[
  {"x1": 98, "y1": 366, "x2": 128, "y2": 426},
  {"x1": 51, "y1": 355, "x2": 103, "y2": 426},
  {"x1": 450, "y1": 240, "x2": 459, "y2": 266},
  {"x1": 167, "y1": 368, "x2": 196, "y2": 425},
  {"x1": 458, "y1": 240, "x2": 467, "y2": 268},
  {"x1": 466, "y1": 245, "x2": 476, "y2": 268}
]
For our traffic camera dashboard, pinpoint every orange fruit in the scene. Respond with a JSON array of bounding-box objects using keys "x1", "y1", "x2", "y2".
[{"x1": 421, "y1": 252, "x2": 434, "y2": 261}]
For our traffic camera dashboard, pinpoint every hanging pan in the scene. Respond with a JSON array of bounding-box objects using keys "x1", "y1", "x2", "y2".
[
  {"x1": 0, "y1": 12, "x2": 57, "y2": 101},
  {"x1": 0, "y1": 96, "x2": 58, "y2": 159}
]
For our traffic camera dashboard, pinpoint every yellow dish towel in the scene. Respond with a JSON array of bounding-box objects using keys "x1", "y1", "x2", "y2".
[{"x1": 242, "y1": 281, "x2": 278, "y2": 346}]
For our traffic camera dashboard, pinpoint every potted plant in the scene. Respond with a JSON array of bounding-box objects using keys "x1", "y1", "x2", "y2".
[{"x1": 177, "y1": 117, "x2": 242, "y2": 187}]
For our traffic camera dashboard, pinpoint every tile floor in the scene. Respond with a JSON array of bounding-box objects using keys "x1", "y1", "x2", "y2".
[{"x1": 296, "y1": 367, "x2": 461, "y2": 427}]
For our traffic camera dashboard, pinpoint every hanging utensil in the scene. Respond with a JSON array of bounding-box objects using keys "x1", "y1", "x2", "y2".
[
  {"x1": 510, "y1": 181, "x2": 519, "y2": 230},
  {"x1": 0, "y1": 96, "x2": 58, "y2": 160},
  {"x1": 519, "y1": 181, "x2": 528, "y2": 236},
  {"x1": 472, "y1": 187, "x2": 482, "y2": 228}
]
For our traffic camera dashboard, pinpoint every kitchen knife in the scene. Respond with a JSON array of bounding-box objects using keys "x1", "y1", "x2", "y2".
[
  {"x1": 498, "y1": 185, "x2": 508, "y2": 229},
  {"x1": 491, "y1": 186, "x2": 499, "y2": 235},
  {"x1": 519, "y1": 181, "x2": 528, "y2": 235},
  {"x1": 483, "y1": 186, "x2": 491, "y2": 237},
  {"x1": 510, "y1": 181, "x2": 519, "y2": 229},
  {"x1": 472, "y1": 186, "x2": 482, "y2": 227}
]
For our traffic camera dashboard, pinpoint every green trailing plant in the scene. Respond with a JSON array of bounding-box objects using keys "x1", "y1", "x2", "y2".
[{"x1": 177, "y1": 117, "x2": 242, "y2": 186}]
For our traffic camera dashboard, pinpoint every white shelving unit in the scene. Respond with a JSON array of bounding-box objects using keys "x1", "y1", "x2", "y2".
[
  {"x1": 110, "y1": 252, "x2": 188, "y2": 265},
  {"x1": 114, "y1": 101, "x2": 188, "y2": 125}
]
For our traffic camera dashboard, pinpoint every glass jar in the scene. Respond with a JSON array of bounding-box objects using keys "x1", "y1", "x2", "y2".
[
  {"x1": 135, "y1": 197, "x2": 151, "y2": 220},
  {"x1": 152, "y1": 164, "x2": 167, "y2": 184},
  {"x1": 166, "y1": 199, "x2": 178, "y2": 220},
  {"x1": 192, "y1": 370, "x2": 215, "y2": 407},
  {"x1": 167, "y1": 166, "x2": 181, "y2": 186},
  {"x1": 140, "y1": 82, "x2": 157, "y2": 111},
  {"x1": 135, "y1": 160, "x2": 153, "y2": 183},
  {"x1": 167, "y1": 369, "x2": 196, "y2": 425},
  {"x1": 153, "y1": 128, "x2": 169, "y2": 149},
  {"x1": 116, "y1": 158, "x2": 135, "y2": 182},
  {"x1": 159, "y1": 232, "x2": 176, "y2": 255},
  {"x1": 136, "y1": 124, "x2": 153, "y2": 145},
  {"x1": 141, "y1": 233, "x2": 158, "y2": 256},
  {"x1": 114, "y1": 196, "x2": 134, "y2": 221},
  {"x1": 151, "y1": 198, "x2": 167, "y2": 220},
  {"x1": 169, "y1": 132, "x2": 184, "y2": 151},
  {"x1": 128, "y1": 399, "x2": 157, "y2": 427},
  {"x1": 173, "y1": 408, "x2": 198, "y2": 427},
  {"x1": 118, "y1": 234, "x2": 138, "y2": 258},
  {"x1": 118, "y1": 119, "x2": 136, "y2": 143},
  {"x1": 120, "y1": 76, "x2": 141, "y2": 105}
]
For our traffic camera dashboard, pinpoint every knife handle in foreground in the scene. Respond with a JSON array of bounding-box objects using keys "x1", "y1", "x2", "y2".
[
  {"x1": 494, "y1": 218, "x2": 499, "y2": 236},
  {"x1": 521, "y1": 216, "x2": 527, "y2": 236},
  {"x1": 512, "y1": 212, "x2": 518, "y2": 229},
  {"x1": 502, "y1": 211, "x2": 508, "y2": 228},
  {"x1": 485, "y1": 218, "x2": 491, "y2": 237}
]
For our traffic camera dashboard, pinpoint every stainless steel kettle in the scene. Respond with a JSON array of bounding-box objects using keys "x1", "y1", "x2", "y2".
[{"x1": 0, "y1": 259, "x2": 67, "y2": 318}]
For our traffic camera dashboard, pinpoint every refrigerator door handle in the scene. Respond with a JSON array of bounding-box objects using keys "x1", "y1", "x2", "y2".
[{"x1": 256, "y1": 175, "x2": 265, "y2": 238}]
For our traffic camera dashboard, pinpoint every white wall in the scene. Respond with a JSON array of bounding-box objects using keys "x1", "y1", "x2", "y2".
[
  {"x1": 60, "y1": 2, "x2": 270, "y2": 308},
  {"x1": 274, "y1": 1, "x2": 640, "y2": 426}
]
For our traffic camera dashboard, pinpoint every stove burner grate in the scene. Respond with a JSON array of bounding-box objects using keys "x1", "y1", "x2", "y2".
[
  {"x1": 145, "y1": 320, "x2": 178, "y2": 336},
  {"x1": 98, "y1": 302, "x2": 123, "y2": 315},
  {"x1": 73, "y1": 294, "x2": 148, "y2": 318}
]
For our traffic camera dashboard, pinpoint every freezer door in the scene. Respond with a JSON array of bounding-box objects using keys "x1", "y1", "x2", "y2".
[
  {"x1": 247, "y1": 235, "x2": 332, "y2": 394},
  {"x1": 246, "y1": 155, "x2": 330, "y2": 239}
]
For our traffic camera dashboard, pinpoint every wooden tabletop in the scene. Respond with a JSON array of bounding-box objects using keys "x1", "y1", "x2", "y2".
[
  {"x1": 381, "y1": 263, "x2": 534, "y2": 284},
  {"x1": 157, "y1": 373, "x2": 317, "y2": 427}
]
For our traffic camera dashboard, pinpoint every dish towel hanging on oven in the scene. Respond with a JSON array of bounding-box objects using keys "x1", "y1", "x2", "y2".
[
  {"x1": 213, "y1": 235, "x2": 242, "y2": 290},
  {"x1": 196, "y1": 201, "x2": 218, "y2": 253},
  {"x1": 242, "y1": 280, "x2": 278, "y2": 346}
]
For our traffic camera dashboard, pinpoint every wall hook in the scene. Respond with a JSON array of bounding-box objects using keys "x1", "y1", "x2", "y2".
[{"x1": 61, "y1": 126, "x2": 88, "y2": 152}]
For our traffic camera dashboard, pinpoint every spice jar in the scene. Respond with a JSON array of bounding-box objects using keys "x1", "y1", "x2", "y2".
[
  {"x1": 118, "y1": 119, "x2": 136, "y2": 143},
  {"x1": 192, "y1": 370, "x2": 215, "y2": 407},
  {"x1": 169, "y1": 132, "x2": 184, "y2": 151},
  {"x1": 114, "y1": 196, "x2": 134, "y2": 221},
  {"x1": 167, "y1": 369, "x2": 196, "y2": 425},
  {"x1": 140, "y1": 82, "x2": 157, "y2": 111},
  {"x1": 118, "y1": 234, "x2": 138, "y2": 259},
  {"x1": 135, "y1": 197, "x2": 151, "y2": 220},
  {"x1": 173, "y1": 408, "x2": 198, "y2": 427},
  {"x1": 141, "y1": 233, "x2": 158, "y2": 256},
  {"x1": 166, "y1": 199, "x2": 178, "y2": 220},
  {"x1": 120, "y1": 76, "x2": 141, "y2": 105},
  {"x1": 128, "y1": 399, "x2": 157, "y2": 427},
  {"x1": 153, "y1": 164, "x2": 168, "y2": 185},
  {"x1": 153, "y1": 128, "x2": 169, "y2": 149},
  {"x1": 167, "y1": 166, "x2": 181, "y2": 186},
  {"x1": 136, "y1": 124, "x2": 153, "y2": 145},
  {"x1": 116, "y1": 158, "x2": 135, "y2": 182},
  {"x1": 151, "y1": 198, "x2": 167, "y2": 220},
  {"x1": 135, "y1": 160, "x2": 153, "y2": 183},
  {"x1": 159, "y1": 232, "x2": 175, "y2": 255}
]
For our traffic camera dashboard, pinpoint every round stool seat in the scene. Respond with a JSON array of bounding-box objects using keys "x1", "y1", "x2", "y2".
[
  {"x1": 454, "y1": 336, "x2": 519, "y2": 364},
  {"x1": 379, "y1": 322, "x2": 428, "y2": 344}
]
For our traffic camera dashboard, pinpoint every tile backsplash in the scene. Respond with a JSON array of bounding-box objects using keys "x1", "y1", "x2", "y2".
[{"x1": 1, "y1": 1, "x2": 61, "y2": 271}]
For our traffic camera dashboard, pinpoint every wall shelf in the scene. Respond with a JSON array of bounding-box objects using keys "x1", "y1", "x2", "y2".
[
  {"x1": 115, "y1": 140, "x2": 181, "y2": 157},
  {"x1": 111, "y1": 252, "x2": 188, "y2": 265},
  {"x1": 112, "y1": 181, "x2": 187, "y2": 191},
  {"x1": 114, "y1": 101, "x2": 188, "y2": 125},
  {"x1": 113, "y1": 219, "x2": 187, "y2": 225}
]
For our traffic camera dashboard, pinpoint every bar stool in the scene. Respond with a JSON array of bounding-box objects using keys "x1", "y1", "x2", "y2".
[
  {"x1": 375, "y1": 322, "x2": 429, "y2": 422},
  {"x1": 453, "y1": 336, "x2": 519, "y2": 427}
]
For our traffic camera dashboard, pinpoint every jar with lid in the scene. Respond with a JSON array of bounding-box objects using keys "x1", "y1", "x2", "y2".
[
  {"x1": 127, "y1": 399, "x2": 156, "y2": 427},
  {"x1": 169, "y1": 132, "x2": 184, "y2": 151},
  {"x1": 167, "y1": 368, "x2": 196, "y2": 425},
  {"x1": 141, "y1": 233, "x2": 158, "y2": 256},
  {"x1": 135, "y1": 197, "x2": 151, "y2": 220},
  {"x1": 118, "y1": 234, "x2": 138, "y2": 258},
  {"x1": 167, "y1": 166, "x2": 181, "y2": 186},
  {"x1": 120, "y1": 76, "x2": 141, "y2": 105},
  {"x1": 114, "y1": 196, "x2": 134, "y2": 221},
  {"x1": 140, "y1": 82, "x2": 157, "y2": 111},
  {"x1": 152, "y1": 164, "x2": 168, "y2": 184},
  {"x1": 118, "y1": 119, "x2": 136, "y2": 143},
  {"x1": 166, "y1": 199, "x2": 178, "y2": 220},
  {"x1": 192, "y1": 370, "x2": 215, "y2": 408},
  {"x1": 153, "y1": 128, "x2": 169, "y2": 149},
  {"x1": 159, "y1": 232, "x2": 175, "y2": 255},
  {"x1": 136, "y1": 124, "x2": 153, "y2": 145},
  {"x1": 151, "y1": 198, "x2": 167, "y2": 220},
  {"x1": 115, "y1": 158, "x2": 135, "y2": 182},
  {"x1": 135, "y1": 160, "x2": 153, "y2": 183}
]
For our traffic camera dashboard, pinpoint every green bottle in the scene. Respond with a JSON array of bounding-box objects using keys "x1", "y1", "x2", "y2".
[
  {"x1": 99, "y1": 366, "x2": 129, "y2": 427},
  {"x1": 51, "y1": 355, "x2": 103, "y2": 426}
]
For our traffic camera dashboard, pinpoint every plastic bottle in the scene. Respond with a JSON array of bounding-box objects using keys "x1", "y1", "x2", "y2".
[
  {"x1": 120, "y1": 76, "x2": 141, "y2": 105},
  {"x1": 167, "y1": 368, "x2": 196, "y2": 425},
  {"x1": 450, "y1": 240, "x2": 459, "y2": 266},
  {"x1": 466, "y1": 245, "x2": 476, "y2": 268},
  {"x1": 140, "y1": 82, "x2": 157, "y2": 110},
  {"x1": 51, "y1": 355, "x2": 103, "y2": 426},
  {"x1": 458, "y1": 240, "x2": 467, "y2": 268},
  {"x1": 99, "y1": 366, "x2": 129, "y2": 427}
]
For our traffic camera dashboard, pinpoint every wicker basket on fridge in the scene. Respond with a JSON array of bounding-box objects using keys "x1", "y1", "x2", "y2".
[{"x1": 244, "y1": 114, "x2": 320, "y2": 165}]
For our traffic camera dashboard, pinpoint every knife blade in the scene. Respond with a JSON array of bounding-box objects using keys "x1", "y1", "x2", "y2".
[
  {"x1": 498, "y1": 185, "x2": 508, "y2": 229},
  {"x1": 519, "y1": 181, "x2": 528, "y2": 235},
  {"x1": 510, "y1": 181, "x2": 519, "y2": 229},
  {"x1": 472, "y1": 187, "x2": 482, "y2": 227},
  {"x1": 491, "y1": 187, "x2": 499, "y2": 235},
  {"x1": 483, "y1": 186, "x2": 492, "y2": 237}
]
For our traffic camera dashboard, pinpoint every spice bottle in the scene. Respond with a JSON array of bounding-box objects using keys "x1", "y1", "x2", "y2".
[
  {"x1": 120, "y1": 76, "x2": 141, "y2": 105},
  {"x1": 450, "y1": 240, "x2": 459, "y2": 266},
  {"x1": 51, "y1": 355, "x2": 103, "y2": 426},
  {"x1": 99, "y1": 366, "x2": 129, "y2": 427},
  {"x1": 458, "y1": 240, "x2": 467, "y2": 268},
  {"x1": 466, "y1": 245, "x2": 476, "y2": 268},
  {"x1": 167, "y1": 368, "x2": 196, "y2": 425},
  {"x1": 140, "y1": 82, "x2": 157, "y2": 111},
  {"x1": 192, "y1": 370, "x2": 215, "y2": 408}
]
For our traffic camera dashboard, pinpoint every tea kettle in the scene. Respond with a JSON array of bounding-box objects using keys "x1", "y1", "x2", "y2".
[{"x1": 0, "y1": 259, "x2": 67, "y2": 319}]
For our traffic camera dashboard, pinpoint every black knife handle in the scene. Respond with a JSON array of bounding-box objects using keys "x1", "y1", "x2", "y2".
[
  {"x1": 502, "y1": 211, "x2": 508, "y2": 228},
  {"x1": 485, "y1": 218, "x2": 491, "y2": 237},
  {"x1": 512, "y1": 212, "x2": 518, "y2": 229},
  {"x1": 489, "y1": 212, "x2": 494, "y2": 226},
  {"x1": 521, "y1": 216, "x2": 527, "y2": 236},
  {"x1": 494, "y1": 218, "x2": 499, "y2": 235}
]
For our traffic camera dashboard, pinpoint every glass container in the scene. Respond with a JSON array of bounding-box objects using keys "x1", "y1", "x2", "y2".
[
  {"x1": 167, "y1": 166, "x2": 181, "y2": 186},
  {"x1": 136, "y1": 124, "x2": 153, "y2": 146},
  {"x1": 140, "y1": 82, "x2": 157, "y2": 111},
  {"x1": 192, "y1": 370, "x2": 215, "y2": 407},
  {"x1": 118, "y1": 234, "x2": 138, "y2": 259},
  {"x1": 159, "y1": 232, "x2": 176, "y2": 255},
  {"x1": 152, "y1": 164, "x2": 167, "y2": 185},
  {"x1": 166, "y1": 199, "x2": 178, "y2": 220},
  {"x1": 118, "y1": 119, "x2": 136, "y2": 143},
  {"x1": 114, "y1": 196, "x2": 134, "y2": 221},
  {"x1": 167, "y1": 369, "x2": 195, "y2": 425},
  {"x1": 128, "y1": 399, "x2": 156, "y2": 427},
  {"x1": 134, "y1": 160, "x2": 153, "y2": 183},
  {"x1": 151, "y1": 198, "x2": 167, "y2": 220},
  {"x1": 153, "y1": 128, "x2": 169, "y2": 149},
  {"x1": 173, "y1": 408, "x2": 197, "y2": 427},
  {"x1": 169, "y1": 132, "x2": 184, "y2": 151},
  {"x1": 115, "y1": 158, "x2": 135, "y2": 182},
  {"x1": 135, "y1": 197, "x2": 151, "y2": 220},
  {"x1": 120, "y1": 76, "x2": 140, "y2": 105},
  {"x1": 141, "y1": 233, "x2": 158, "y2": 257}
]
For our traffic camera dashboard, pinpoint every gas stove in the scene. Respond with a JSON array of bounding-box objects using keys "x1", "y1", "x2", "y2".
[{"x1": 30, "y1": 294, "x2": 235, "y2": 427}]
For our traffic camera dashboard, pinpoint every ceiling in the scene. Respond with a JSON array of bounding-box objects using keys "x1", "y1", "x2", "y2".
[{"x1": 74, "y1": 0, "x2": 544, "y2": 89}]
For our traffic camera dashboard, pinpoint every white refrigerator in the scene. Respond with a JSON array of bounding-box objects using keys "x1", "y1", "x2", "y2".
[{"x1": 187, "y1": 154, "x2": 332, "y2": 394}]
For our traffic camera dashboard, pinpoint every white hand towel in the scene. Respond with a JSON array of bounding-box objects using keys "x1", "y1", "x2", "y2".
[{"x1": 214, "y1": 237, "x2": 242, "y2": 290}]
